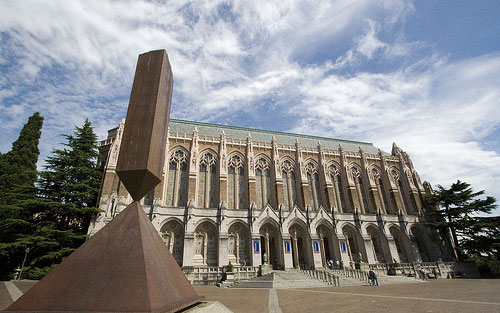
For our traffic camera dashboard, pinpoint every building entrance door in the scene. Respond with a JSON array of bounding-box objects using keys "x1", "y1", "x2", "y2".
[{"x1": 259, "y1": 222, "x2": 284, "y2": 269}]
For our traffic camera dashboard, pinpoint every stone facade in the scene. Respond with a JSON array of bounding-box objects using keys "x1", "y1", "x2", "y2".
[{"x1": 88, "y1": 119, "x2": 452, "y2": 270}]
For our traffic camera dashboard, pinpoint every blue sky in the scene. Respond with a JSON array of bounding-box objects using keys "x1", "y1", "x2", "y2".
[{"x1": 1, "y1": 0, "x2": 499, "y2": 215}]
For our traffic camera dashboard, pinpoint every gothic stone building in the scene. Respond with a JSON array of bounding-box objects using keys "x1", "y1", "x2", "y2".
[{"x1": 88, "y1": 119, "x2": 447, "y2": 270}]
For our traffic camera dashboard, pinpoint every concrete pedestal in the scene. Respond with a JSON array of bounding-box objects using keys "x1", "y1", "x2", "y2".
[{"x1": 261, "y1": 264, "x2": 273, "y2": 275}]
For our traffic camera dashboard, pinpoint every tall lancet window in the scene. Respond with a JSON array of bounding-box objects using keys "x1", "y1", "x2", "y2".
[
  {"x1": 255, "y1": 157, "x2": 272, "y2": 209},
  {"x1": 390, "y1": 169, "x2": 409, "y2": 214},
  {"x1": 165, "y1": 149, "x2": 188, "y2": 207},
  {"x1": 198, "y1": 152, "x2": 217, "y2": 208},
  {"x1": 305, "y1": 162, "x2": 323, "y2": 210},
  {"x1": 281, "y1": 159, "x2": 297, "y2": 209},
  {"x1": 329, "y1": 163, "x2": 346, "y2": 212},
  {"x1": 227, "y1": 155, "x2": 247, "y2": 210},
  {"x1": 351, "y1": 165, "x2": 371, "y2": 213},
  {"x1": 370, "y1": 168, "x2": 388, "y2": 214}
]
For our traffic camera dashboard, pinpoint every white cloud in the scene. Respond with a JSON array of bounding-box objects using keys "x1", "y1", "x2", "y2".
[
  {"x1": 0, "y1": 0, "x2": 499, "y2": 215},
  {"x1": 356, "y1": 20, "x2": 388, "y2": 58}
]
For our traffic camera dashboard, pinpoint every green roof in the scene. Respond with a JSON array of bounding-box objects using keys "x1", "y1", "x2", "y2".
[{"x1": 169, "y1": 119, "x2": 385, "y2": 155}]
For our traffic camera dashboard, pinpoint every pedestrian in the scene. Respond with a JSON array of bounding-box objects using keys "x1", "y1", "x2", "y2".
[
  {"x1": 336, "y1": 260, "x2": 340, "y2": 269},
  {"x1": 339, "y1": 259, "x2": 343, "y2": 269},
  {"x1": 368, "y1": 270, "x2": 378, "y2": 286}
]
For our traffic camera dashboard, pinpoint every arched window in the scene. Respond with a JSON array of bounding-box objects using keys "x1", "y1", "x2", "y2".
[
  {"x1": 390, "y1": 169, "x2": 409, "y2": 214},
  {"x1": 329, "y1": 163, "x2": 346, "y2": 212},
  {"x1": 255, "y1": 157, "x2": 271, "y2": 209},
  {"x1": 165, "y1": 149, "x2": 188, "y2": 207},
  {"x1": 305, "y1": 162, "x2": 323, "y2": 210},
  {"x1": 160, "y1": 220, "x2": 184, "y2": 266},
  {"x1": 370, "y1": 168, "x2": 388, "y2": 214},
  {"x1": 198, "y1": 152, "x2": 217, "y2": 208},
  {"x1": 228, "y1": 154, "x2": 247, "y2": 210},
  {"x1": 228, "y1": 222, "x2": 250, "y2": 266},
  {"x1": 351, "y1": 165, "x2": 370, "y2": 213},
  {"x1": 281, "y1": 159, "x2": 297, "y2": 209},
  {"x1": 193, "y1": 222, "x2": 218, "y2": 266}
]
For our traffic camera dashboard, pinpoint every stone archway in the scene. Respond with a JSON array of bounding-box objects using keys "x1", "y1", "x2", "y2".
[
  {"x1": 160, "y1": 220, "x2": 184, "y2": 266},
  {"x1": 411, "y1": 226, "x2": 431, "y2": 262},
  {"x1": 228, "y1": 222, "x2": 251, "y2": 266},
  {"x1": 389, "y1": 226, "x2": 414, "y2": 263},
  {"x1": 316, "y1": 223, "x2": 340, "y2": 267},
  {"x1": 259, "y1": 221, "x2": 283, "y2": 269},
  {"x1": 193, "y1": 221, "x2": 218, "y2": 266},
  {"x1": 342, "y1": 224, "x2": 365, "y2": 266},
  {"x1": 289, "y1": 222, "x2": 313, "y2": 268},
  {"x1": 366, "y1": 224, "x2": 390, "y2": 263}
]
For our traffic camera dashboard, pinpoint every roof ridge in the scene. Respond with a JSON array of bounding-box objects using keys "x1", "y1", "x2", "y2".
[{"x1": 169, "y1": 118, "x2": 374, "y2": 146}]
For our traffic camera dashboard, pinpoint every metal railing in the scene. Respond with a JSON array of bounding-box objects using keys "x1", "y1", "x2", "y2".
[
  {"x1": 299, "y1": 265, "x2": 340, "y2": 286},
  {"x1": 330, "y1": 268, "x2": 370, "y2": 283}
]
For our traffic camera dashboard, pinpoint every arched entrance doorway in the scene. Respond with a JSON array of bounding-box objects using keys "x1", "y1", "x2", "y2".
[
  {"x1": 193, "y1": 221, "x2": 218, "y2": 266},
  {"x1": 316, "y1": 223, "x2": 340, "y2": 267},
  {"x1": 342, "y1": 224, "x2": 365, "y2": 267},
  {"x1": 289, "y1": 222, "x2": 313, "y2": 269},
  {"x1": 259, "y1": 221, "x2": 283, "y2": 269},
  {"x1": 411, "y1": 226, "x2": 431, "y2": 262},
  {"x1": 160, "y1": 219, "x2": 184, "y2": 266},
  {"x1": 389, "y1": 226, "x2": 414, "y2": 263},
  {"x1": 228, "y1": 222, "x2": 251, "y2": 266},
  {"x1": 366, "y1": 224, "x2": 390, "y2": 263}
]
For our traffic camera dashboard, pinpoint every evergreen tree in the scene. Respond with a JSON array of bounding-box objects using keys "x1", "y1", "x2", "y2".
[
  {"x1": 26, "y1": 119, "x2": 102, "y2": 277},
  {"x1": 424, "y1": 180, "x2": 497, "y2": 261},
  {"x1": 0, "y1": 112, "x2": 44, "y2": 279},
  {"x1": 461, "y1": 215, "x2": 500, "y2": 276}
]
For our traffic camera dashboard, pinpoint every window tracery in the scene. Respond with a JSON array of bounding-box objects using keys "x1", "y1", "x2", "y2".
[
  {"x1": 328, "y1": 163, "x2": 346, "y2": 212},
  {"x1": 305, "y1": 162, "x2": 322, "y2": 210},
  {"x1": 165, "y1": 149, "x2": 188, "y2": 207},
  {"x1": 389, "y1": 168, "x2": 411, "y2": 214},
  {"x1": 350, "y1": 164, "x2": 371, "y2": 213},
  {"x1": 193, "y1": 222, "x2": 217, "y2": 266},
  {"x1": 255, "y1": 157, "x2": 271, "y2": 209},
  {"x1": 160, "y1": 220, "x2": 184, "y2": 266},
  {"x1": 281, "y1": 159, "x2": 297, "y2": 209},
  {"x1": 198, "y1": 152, "x2": 217, "y2": 208},
  {"x1": 228, "y1": 154, "x2": 247, "y2": 210}
]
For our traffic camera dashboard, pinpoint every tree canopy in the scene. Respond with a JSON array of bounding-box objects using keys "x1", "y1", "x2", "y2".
[
  {"x1": 425, "y1": 180, "x2": 499, "y2": 276},
  {"x1": 0, "y1": 112, "x2": 44, "y2": 280},
  {"x1": 0, "y1": 116, "x2": 102, "y2": 280}
]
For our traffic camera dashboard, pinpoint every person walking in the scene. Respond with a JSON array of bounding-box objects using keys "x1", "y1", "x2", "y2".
[{"x1": 368, "y1": 270, "x2": 379, "y2": 286}]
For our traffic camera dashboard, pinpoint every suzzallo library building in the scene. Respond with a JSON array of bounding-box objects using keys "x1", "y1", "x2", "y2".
[{"x1": 88, "y1": 118, "x2": 453, "y2": 274}]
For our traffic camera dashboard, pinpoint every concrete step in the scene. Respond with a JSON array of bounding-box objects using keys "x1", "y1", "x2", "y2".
[
  {"x1": 376, "y1": 275, "x2": 424, "y2": 284},
  {"x1": 228, "y1": 270, "x2": 331, "y2": 289}
]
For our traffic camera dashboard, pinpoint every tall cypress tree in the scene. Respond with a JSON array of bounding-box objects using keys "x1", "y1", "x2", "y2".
[{"x1": 0, "y1": 112, "x2": 44, "y2": 279}]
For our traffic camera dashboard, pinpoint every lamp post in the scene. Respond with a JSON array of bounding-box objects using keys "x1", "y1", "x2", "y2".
[{"x1": 18, "y1": 247, "x2": 30, "y2": 280}]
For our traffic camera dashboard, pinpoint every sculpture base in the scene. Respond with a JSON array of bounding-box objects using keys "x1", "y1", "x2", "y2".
[
  {"x1": 5, "y1": 202, "x2": 202, "y2": 312},
  {"x1": 183, "y1": 301, "x2": 233, "y2": 313}
]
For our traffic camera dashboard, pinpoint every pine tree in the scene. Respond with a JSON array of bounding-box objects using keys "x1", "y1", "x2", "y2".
[
  {"x1": 424, "y1": 180, "x2": 497, "y2": 261},
  {"x1": 26, "y1": 119, "x2": 102, "y2": 278},
  {"x1": 461, "y1": 215, "x2": 500, "y2": 276},
  {"x1": 0, "y1": 112, "x2": 44, "y2": 279}
]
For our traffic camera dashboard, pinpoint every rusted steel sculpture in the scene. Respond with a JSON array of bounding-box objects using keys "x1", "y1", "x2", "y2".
[{"x1": 5, "y1": 50, "x2": 202, "y2": 313}]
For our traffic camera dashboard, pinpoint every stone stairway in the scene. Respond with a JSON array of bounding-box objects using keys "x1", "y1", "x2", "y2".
[
  {"x1": 335, "y1": 275, "x2": 369, "y2": 286},
  {"x1": 227, "y1": 269, "x2": 423, "y2": 289},
  {"x1": 229, "y1": 270, "x2": 332, "y2": 289},
  {"x1": 375, "y1": 274, "x2": 424, "y2": 285}
]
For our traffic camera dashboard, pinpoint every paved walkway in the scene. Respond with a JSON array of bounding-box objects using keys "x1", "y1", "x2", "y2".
[{"x1": 2, "y1": 279, "x2": 500, "y2": 313}]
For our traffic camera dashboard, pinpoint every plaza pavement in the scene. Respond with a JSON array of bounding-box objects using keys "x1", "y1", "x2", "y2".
[{"x1": 1, "y1": 279, "x2": 499, "y2": 312}]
